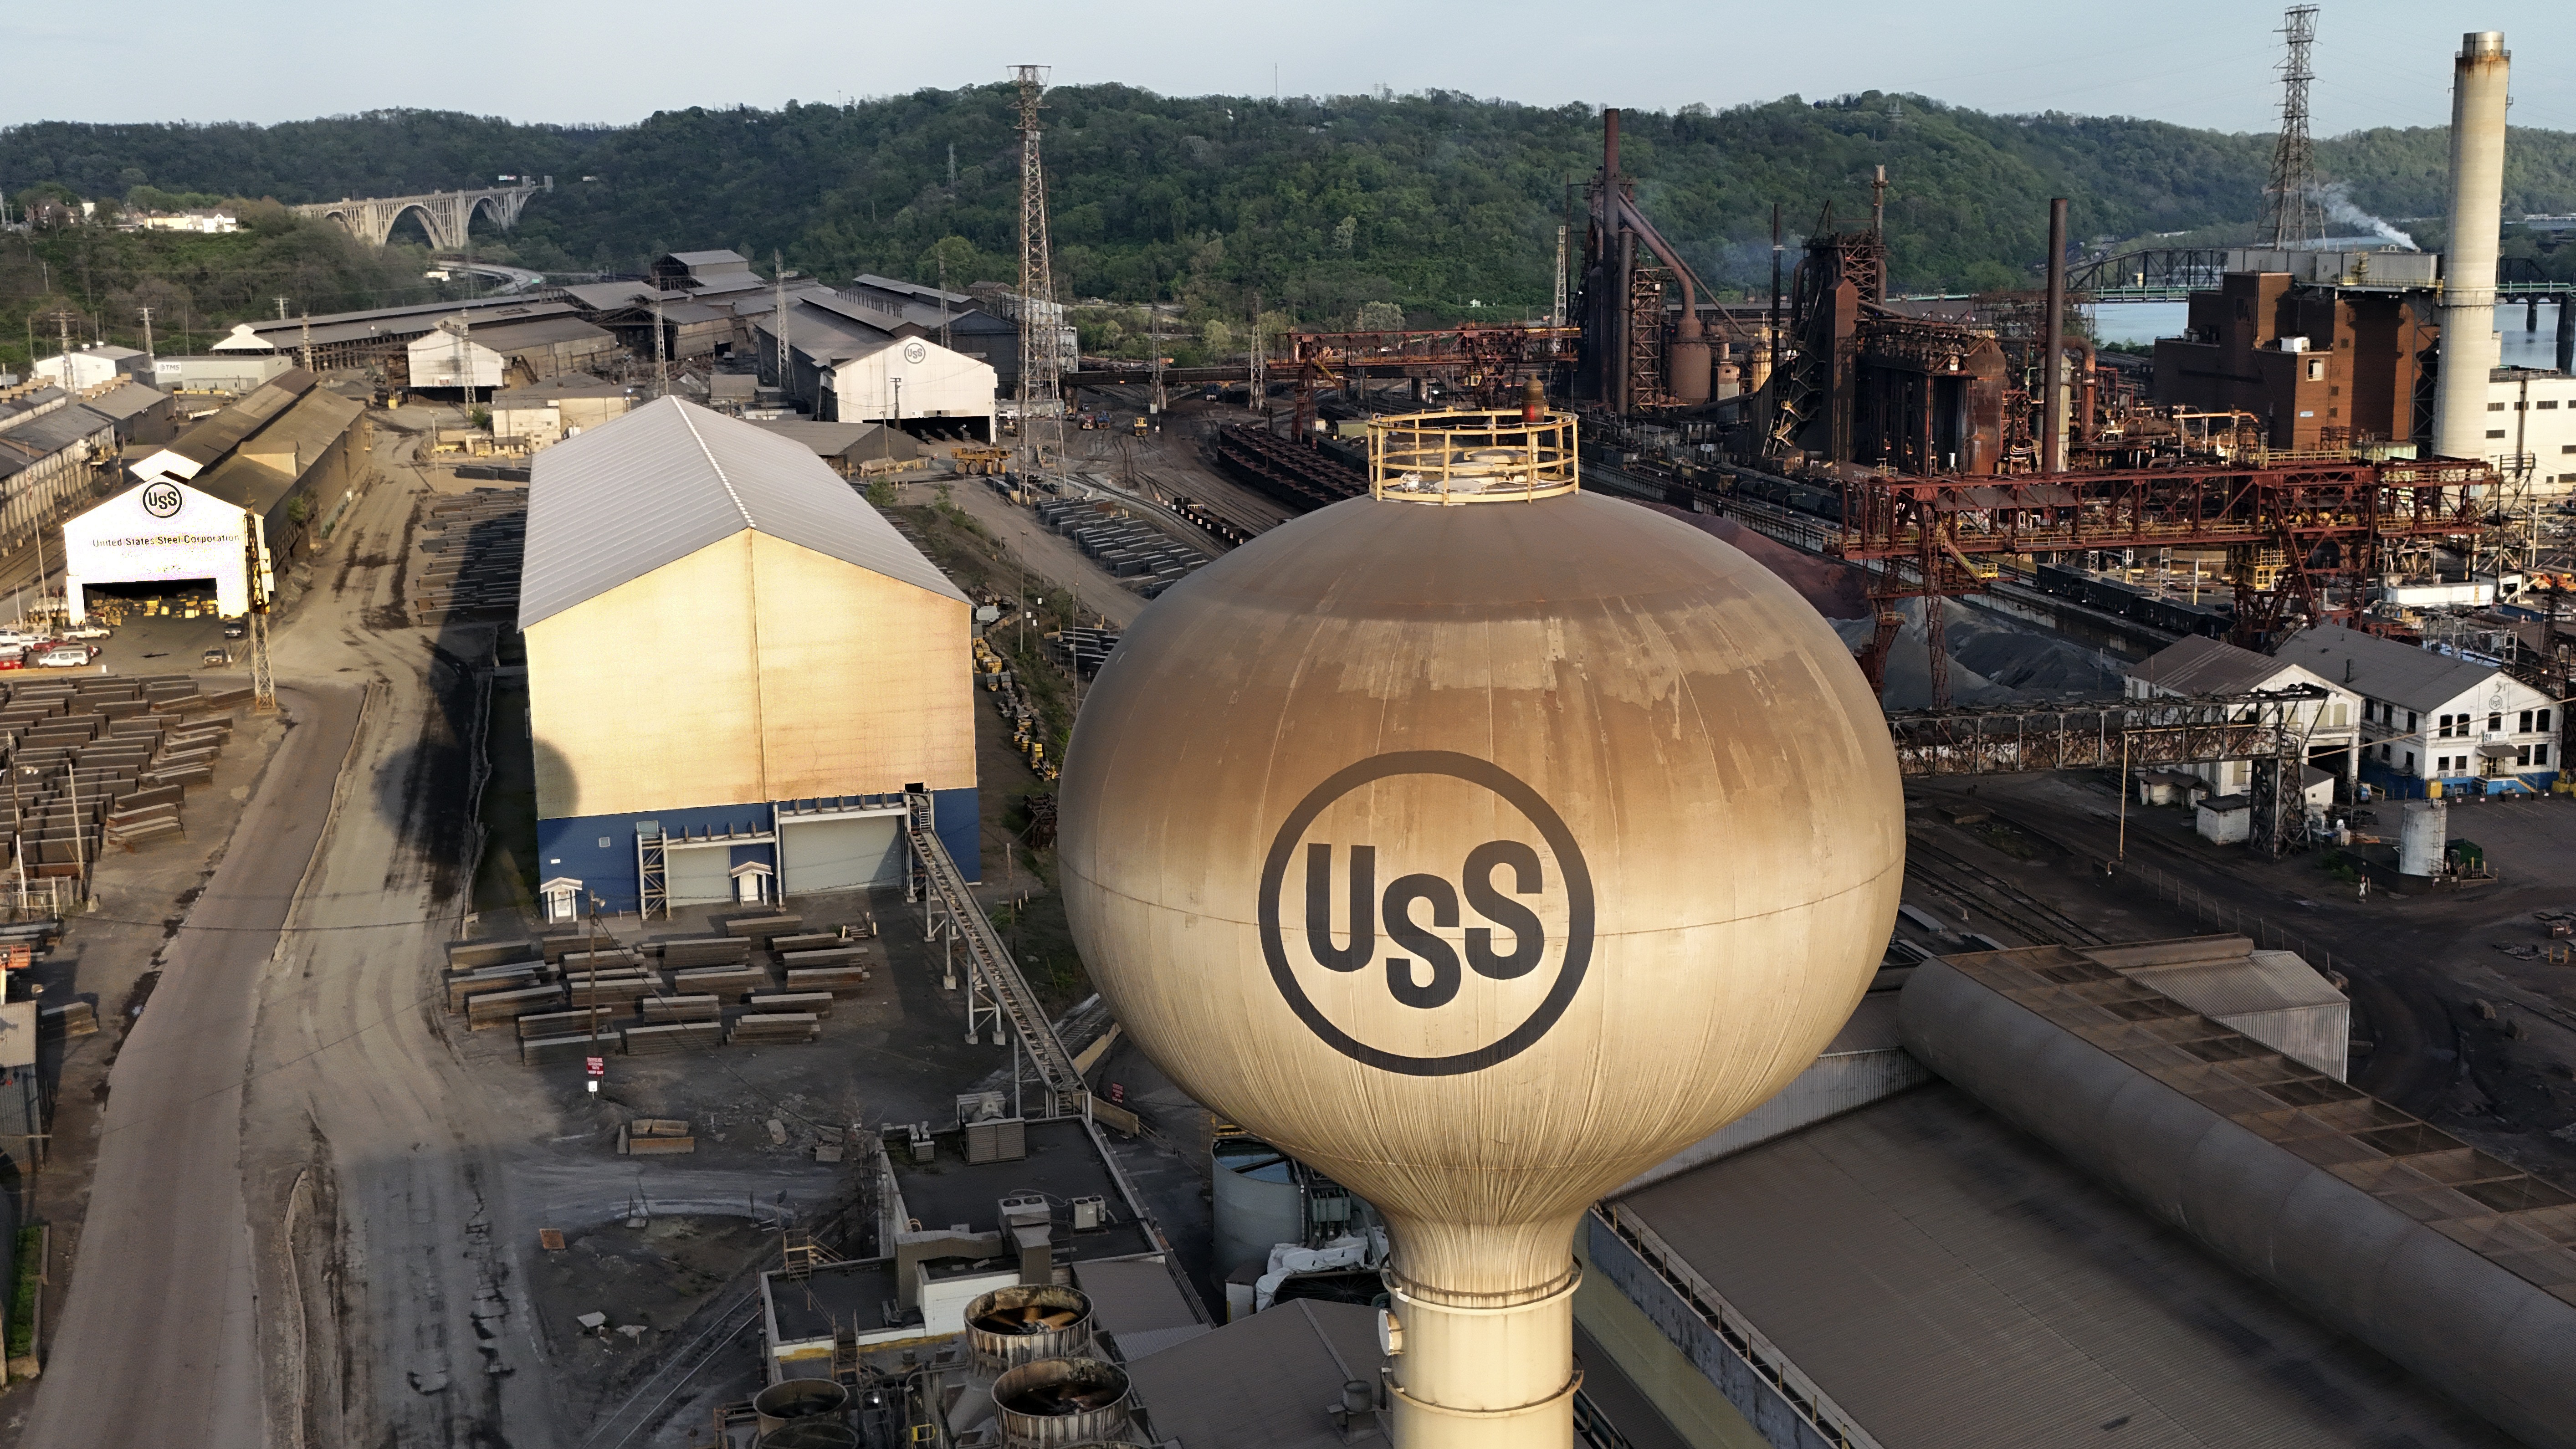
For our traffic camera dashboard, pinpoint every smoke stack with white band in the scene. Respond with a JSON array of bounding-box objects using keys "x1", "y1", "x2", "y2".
[{"x1": 2433, "y1": 31, "x2": 2509, "y2": 460}]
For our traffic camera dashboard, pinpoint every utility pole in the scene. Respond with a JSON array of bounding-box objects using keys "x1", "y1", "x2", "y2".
[
  {"x1": 53, "y1": 311, "x2": 73, "y2": 385},
  {"x1": 137, "y1": 306, "x2": 154, "y2": 361},
  {"x1": 245, "y1": 522, "x2": 277, "y2": 714},
  {"x1": 652, "y1": 294, "x2": 669, "y2": 400},
  {"x1": 1012, "y1": 64, "x2": 1064, "y2": 482},
  {"x1": 1551, "y1": 225, "x2": 1568, "y2": 328},
  {"x1": 300, "y1": 312, "x2": 314, "y2": 375},
  {"x1": 937, "y1": 256, "x2": 952, "y2": 352},
  {"x1": 2261, "y1": 5, "x2": 2324, "y2": 249},
  {"x1": 773, "y1": 251, "x2": 791, "y2": 409},
  {"x1": 1250, "y1": 289, "x2": 1264, "y2": 414},
  {"x1": 1149, "y1": 293, "x2": 1165, "y2": 425},
  {"x1": 274, "y1": 296, "x2": 288, "y2": 321}
]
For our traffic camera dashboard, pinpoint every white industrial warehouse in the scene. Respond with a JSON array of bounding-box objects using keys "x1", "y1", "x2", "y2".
[
  {"x1": 518, "y1": 396, "x2": 978, "y2": 917},
  {"x1": 63, "y1": 368, "x2": 366, "y2": 620}
]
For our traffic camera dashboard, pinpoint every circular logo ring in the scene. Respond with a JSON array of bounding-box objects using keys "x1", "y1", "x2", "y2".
[
  {"x1": 1257, "y1": 751, "x2": 1594, "y2": 1077},
  {"x1": 141, "y1": 483, "x2": 184, "y2": 519},
  {"x1": 902, "y1": 341, "x2": 927, "y2": 364}
]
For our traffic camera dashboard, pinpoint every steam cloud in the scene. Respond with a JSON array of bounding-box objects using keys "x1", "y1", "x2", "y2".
[{"x1": 2314, "y1": 182, "x2": 2418, "y2": 249}]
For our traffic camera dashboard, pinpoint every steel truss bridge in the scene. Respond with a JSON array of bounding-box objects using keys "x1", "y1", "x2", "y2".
[{"x1": 296, "y1": 178, "x2": 551, "y2": 250}]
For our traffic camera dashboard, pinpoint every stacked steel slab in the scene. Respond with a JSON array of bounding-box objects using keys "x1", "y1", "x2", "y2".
[
  {"x1": 0, "y1": 675, "x2": 244, "y2": 881},
  {"x1": 410, "y1": 488, "x2": 526, "y2": 624}
]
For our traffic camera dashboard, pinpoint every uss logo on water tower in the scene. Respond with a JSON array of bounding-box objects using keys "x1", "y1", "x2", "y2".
[{"x1": 1258, "y1": 752, "x2": 1595, "y2": 1077}]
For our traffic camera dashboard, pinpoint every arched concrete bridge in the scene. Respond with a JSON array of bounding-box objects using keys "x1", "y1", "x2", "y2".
[{"x1": 295, "y1": 177, "x2": 550, "y2": 249}]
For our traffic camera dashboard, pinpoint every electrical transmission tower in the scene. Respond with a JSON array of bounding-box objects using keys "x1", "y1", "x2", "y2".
[
  {"x1": 1013, "y1": 64, "x2": 1064, "y2": 481},
  {"x1": 2260, "y1": 5, "x2": 2325, "y2": 249}
]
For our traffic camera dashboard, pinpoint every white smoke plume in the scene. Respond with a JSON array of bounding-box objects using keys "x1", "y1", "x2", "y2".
[{"x1": 2314, "y1": 182, "x2": 2418, "y2": 249}]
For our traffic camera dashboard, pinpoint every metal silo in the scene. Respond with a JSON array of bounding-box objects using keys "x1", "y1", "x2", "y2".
[{"x1": 1060, "y1": 409, "x2": 1905, "y2": 1447}]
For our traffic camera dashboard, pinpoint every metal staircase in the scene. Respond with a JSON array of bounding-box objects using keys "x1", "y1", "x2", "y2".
[{"x1": 903, "y1": 793, "x2": 1085, "y2": 1118}]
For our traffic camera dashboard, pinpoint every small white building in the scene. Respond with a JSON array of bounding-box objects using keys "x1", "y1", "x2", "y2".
[
  {"x1": 2270, "y1": 623, "x2": 2558, "y2": 793},
  {"x1": 827, "y1": 335, "x2": 995, "y2": 435},
  {"x1": 137, "y1": 209, "x2": 239, "y2": 234},
  {"x1": 408, "y1": 321, "x2": 504, "y2": 392},
  {"x1": 489, "y1": 374, "x2": 638, "y2": 449},
  {"x1": 2124, "y1": 634, "x2": 2363, "y2": 798},
  {"x1": 34, "y1": 346, "x2": 150, "y2": 391}
]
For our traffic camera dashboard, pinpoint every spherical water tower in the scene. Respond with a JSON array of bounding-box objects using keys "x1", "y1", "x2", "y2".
[{"x1": 1060, "y1": 409, "x2": 1904, "y2": 1447}]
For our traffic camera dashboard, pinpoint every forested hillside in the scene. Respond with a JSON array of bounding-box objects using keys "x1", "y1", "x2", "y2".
[{"x1": 9, "y1": 86, "x2": 2576, "y2": 369}]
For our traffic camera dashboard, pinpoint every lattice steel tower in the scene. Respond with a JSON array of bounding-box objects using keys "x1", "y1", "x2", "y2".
[
  {"x1": 2261, "y1": 5, "x2": 2325, "y2": 249},
  {"x1": 1013, "y1": 65, "x2": 1064, "y2": 479}
]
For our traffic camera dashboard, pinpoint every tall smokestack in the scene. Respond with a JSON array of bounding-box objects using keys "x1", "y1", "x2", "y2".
[
  {"x1": 2433, "y1": 31, "x2": 2509, "y2": 459},
  {"x1": 2042, "y1": 198, "x2": 2068, "y2": 474}
]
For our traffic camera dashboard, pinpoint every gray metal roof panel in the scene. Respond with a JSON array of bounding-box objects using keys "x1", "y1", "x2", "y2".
[
  {"x1": 2270, "y1": 622, "x2": 2516, "y2": 712},
  {"x1": 518, "y1": 397, "x2": 963, "y2": 630},
  {"x1": 1125, "y1": 1300, "x2": 1386, "y2": 1449},
  {"x1": 1617, "y1": 1082, "x2": 2519, "y2": 1449},
  {"x1": 2129, "y1": 635, "x2": 2298, "y2": 695}
]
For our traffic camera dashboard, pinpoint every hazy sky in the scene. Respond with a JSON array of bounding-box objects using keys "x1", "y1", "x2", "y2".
[{"x1": 12, "y1": 1, "x2": 2574, "y2": 135}]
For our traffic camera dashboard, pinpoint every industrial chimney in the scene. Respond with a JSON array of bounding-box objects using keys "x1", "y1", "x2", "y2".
[
  {"x1": 2433, "y1": 31, "x2": 2509, "y2": 459},
  {"x1": 1060, "y1": 410, "x2": 1903, "y2": 1447}
]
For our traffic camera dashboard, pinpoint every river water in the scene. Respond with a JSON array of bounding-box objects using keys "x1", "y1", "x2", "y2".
[{"x1": 2090, "y1": 300, "x2": 2570, "y2": 369}]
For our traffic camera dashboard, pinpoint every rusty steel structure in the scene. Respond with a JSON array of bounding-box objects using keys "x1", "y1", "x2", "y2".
[
  {"x1": 1839, "y1": 456, "x2": 2499, "y2": 700},
  {"x1": 1574, "y1": 108, "x2": 1740, "y2": 417},
  {"x1": 1889, "y1": 685, "x2": 2327, "y2": 855},
  {"x1": 1287, "y1": 323, "x2": 1577, "y2": 435}
]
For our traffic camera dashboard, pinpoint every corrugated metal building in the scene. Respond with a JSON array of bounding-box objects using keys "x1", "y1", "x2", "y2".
[
  {"x1": 519, "y1": 397, "x2": 977, "y2": 914},
  {"x1": 0, "y1": 399, "x2": 118, "y2": 557},
  {"x1": 1583, "y1": 936, "x2": 2566, "y2": 1449},
  {"x1": 64, "y1": 372, "x2": 368, "y2": 619}
]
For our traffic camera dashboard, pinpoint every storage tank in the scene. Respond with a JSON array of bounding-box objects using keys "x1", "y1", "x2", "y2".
[
  {"x1": 752, "y1": 1379, "x2": 848, "y2": 1435},
  {"x1": 757, "y1": 1422, "x2": 859, "y2": 1449},
  {"x1": 1211, "y1": 1135, "x2": 1306, "y2": 1275},
  {"x1": 1060, "y1": 408, "x2": 1905, "y2": 1447},
  {"x1": 966, "y1": 1285, "x2": 1095, "y2": 1373},
  {"x1": 993, "y1": 1357, "x2": 1132, "y2": 1448},
  {"x1": 2397, "y1": 798, "x2": 2449, "y2": 876}
]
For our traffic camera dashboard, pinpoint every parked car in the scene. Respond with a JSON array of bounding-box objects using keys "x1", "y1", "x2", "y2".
[
  {"x1": 221, "y1": 619, "x2": 247, "y2": 639},
  {"x1": 63, "y1": 625, "x2": 111, "y2": 640},
  {"x1": 202, "y1": 647, "x2": 231, "y2": 667},
  {"x1": 0, "y1": 650, "x2": 23, "y2": 671},
  {"x1": 0, "y1": 631, "x2": 40, "y2": 653},
  {"x1": 35, "y1": 645, "x2": 98, "y2": 668}
]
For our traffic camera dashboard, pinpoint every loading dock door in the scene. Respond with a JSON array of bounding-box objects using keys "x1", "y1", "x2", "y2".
[
  {"x1": 780, "y1": 814, "x2": 903, "y2": 896},
  {"x1": 666, "y1": 844, "x2": 733, "y2": 906}
]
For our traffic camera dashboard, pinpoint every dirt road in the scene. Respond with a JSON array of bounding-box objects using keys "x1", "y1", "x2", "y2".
[{"x1": 16, "y1": 676, "x2": 360, "y2": 1448}]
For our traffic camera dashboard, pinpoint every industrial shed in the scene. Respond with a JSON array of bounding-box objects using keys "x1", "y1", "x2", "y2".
[
  {"x1": 519, "y1": 397, "x2": 977, "y2": 915},
  {"x1": 66, "y1": 372, "x2": 367, "y2": 619},
  {"x1": 407, "y1": 314, "x2": 621, "y2": 391}
]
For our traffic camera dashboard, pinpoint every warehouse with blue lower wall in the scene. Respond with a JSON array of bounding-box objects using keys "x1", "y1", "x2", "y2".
[{"x1": 517, "y1": 396, "x2": 977, "y2": 918}]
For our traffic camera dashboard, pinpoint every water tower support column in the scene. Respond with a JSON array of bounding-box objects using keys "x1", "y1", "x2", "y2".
[{"x1": 1385, "y1": 1260, "x2": 1581, "y2": 1447}]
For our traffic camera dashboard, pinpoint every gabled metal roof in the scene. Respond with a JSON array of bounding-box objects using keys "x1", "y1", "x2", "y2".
[
  {"x1": 517, "y1": 396, "x2": 965, "y2": 631},
  {"x1": 2270, "y1": 622, "x2": 2531, "y2": 713}
]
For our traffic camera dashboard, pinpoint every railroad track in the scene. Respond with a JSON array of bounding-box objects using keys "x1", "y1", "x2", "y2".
[{"x1": 1904, "y1": 834, "x2": 2107, "y2": 949}]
